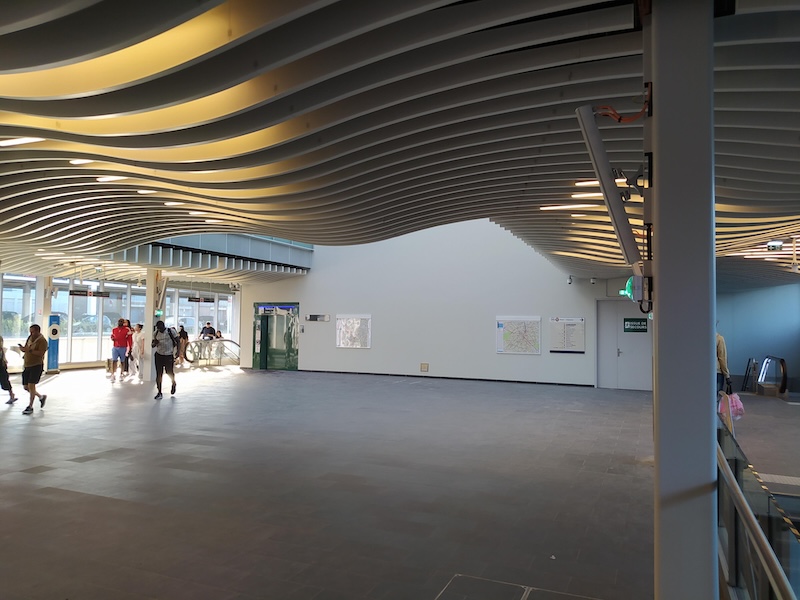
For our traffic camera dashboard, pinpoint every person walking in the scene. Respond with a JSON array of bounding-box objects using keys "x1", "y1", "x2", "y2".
[
  {"x1": 716, "y1": 326, "x2": 732, "y2": 393},
  {"x1": 19, "y1": 324, "x2": 48, "y2": 415},
  {"x1": 122, "y1": 319, "x2": 134, "y2": 377},
  {"x1": 199, "y1": 321, "x2": 215, "y2": 360},
  {"x1": 109, "y1": 318, "x2": 130, "y2": 382},
  {"x1": 177, "y1": 324, "x2": 189, "y2": 366},
  {"x1": 0, "y1": 335, "x2": 18, "y2": 404},
  {"x1": 130, "y1": 323, "x2": 145, "y2": 380},
  {"x1": 151, "y1": 320, "x2": 178, "y2": 400}
]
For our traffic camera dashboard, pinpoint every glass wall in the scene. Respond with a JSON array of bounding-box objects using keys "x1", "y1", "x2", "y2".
[
  {"x1": 1, "y1": 275, "x2": 36, "y2": 339},
  {"x1": 101, "y1": 283, "x2": 128, "y2": 359},
  {"x1": 165, "y1": 290, "x2": 234, "y2": 339},
  {"x1": 130, "y1": 287, "x2": 146, "y2": 327},
  {"x1": 171, "y1": 291, "x2": 196, "y2": 336},
  {"x1": 70, "y1": 281, "x2": 101, "y2": 362},
  {"x1": 0, "y1": 274, "x2": 237, "y2": 368},
  {"x1": 52, "y1": 280, "x2": 71, "y2": 365},
  {"x1": 1, "y1": 275, "x2": 37, "y2": 369},
  {"x1": 217, "y1": 297, "x2": 231, "y2": 336}
]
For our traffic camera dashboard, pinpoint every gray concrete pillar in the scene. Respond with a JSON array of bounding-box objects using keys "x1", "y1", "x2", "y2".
[
  {"x1": 649, "y1": 1, "x2": 717, "y2": 598},
  {"x1": 141, "y1": 268, "x2": 161, "y2": 382}
]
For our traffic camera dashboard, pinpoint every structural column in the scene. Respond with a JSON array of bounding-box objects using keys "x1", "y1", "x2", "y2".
[
  {"x1": 649, "y1": 1, "x2": 717, "y2": 598},
  {"x1": 141, "y1": 268, "x2": 162, "y2": 382}
]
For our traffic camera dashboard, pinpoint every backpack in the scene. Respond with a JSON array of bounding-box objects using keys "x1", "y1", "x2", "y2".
[{"x1": 166, "y1": 327, "x2": 178, "y2": 357}]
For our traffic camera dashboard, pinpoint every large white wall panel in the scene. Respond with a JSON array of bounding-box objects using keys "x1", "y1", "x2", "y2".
[{"x1": 240, "y1": 219, "x2": 609, "y2": 385}]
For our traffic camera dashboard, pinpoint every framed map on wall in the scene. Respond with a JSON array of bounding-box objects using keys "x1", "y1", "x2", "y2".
[
  {"x1": 336, "y1": 314, "x2": 372, "y2": 348},
  {"x1": 496, "y1": 316, "x2": 541, "y2": 355}
]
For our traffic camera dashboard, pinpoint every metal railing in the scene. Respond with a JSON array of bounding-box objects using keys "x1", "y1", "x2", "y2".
[
  {"x1": 759, "y1": 356, "x2": 788, "y2": 395},
  {"x1": 184, "y1": 339, "x2": 240, "y2": 366},
  {"x1": 717, "y1": 438, "x2": 799, "y2": 599}
]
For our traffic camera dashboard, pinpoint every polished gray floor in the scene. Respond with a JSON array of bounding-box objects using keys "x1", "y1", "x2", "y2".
[{"x1": 11, "y1": 368, "x2": 795, "y2": 599}]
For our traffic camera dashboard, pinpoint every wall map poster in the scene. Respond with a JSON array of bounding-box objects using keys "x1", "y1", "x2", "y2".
[
  {"x1": 336, "y1": 314, "x2": 372, "y2": 349},
  {"x1": 549, "y1": 317, "x2": 586, "y2": 354},
  {"x1": 496, "y1": 316, "x2": 541, "y2": 355}
]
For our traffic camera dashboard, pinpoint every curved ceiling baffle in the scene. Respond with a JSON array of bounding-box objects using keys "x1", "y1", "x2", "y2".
[{"x1": 0, "y1": 1, "x2": 798, "y2": 290}]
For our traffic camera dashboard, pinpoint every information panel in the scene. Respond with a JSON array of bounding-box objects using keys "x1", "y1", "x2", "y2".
[
  {"x1": 549, "y1": 317, "x2": 586, "y2": 354},
  {"x1": 496, "y1": 316, "x2": 541, "y2": 355}
]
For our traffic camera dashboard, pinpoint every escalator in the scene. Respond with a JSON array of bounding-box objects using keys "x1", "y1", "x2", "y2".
[{"x1": 184, "y1": 339, "x2": 240, "y2": 366}]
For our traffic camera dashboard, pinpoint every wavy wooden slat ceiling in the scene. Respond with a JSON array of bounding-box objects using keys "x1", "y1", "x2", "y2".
[{"x1": 0, "y1": 0, "x2": 798, "y2": 290}]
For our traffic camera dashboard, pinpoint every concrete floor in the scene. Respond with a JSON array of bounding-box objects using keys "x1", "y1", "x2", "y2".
[{"x1": 1, "y1": 367, "x2": 792, "y2": 600}]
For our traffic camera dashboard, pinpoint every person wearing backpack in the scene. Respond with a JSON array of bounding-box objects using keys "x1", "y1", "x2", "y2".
[{"x1": 151, "y1": 320, "x2": 178, "y2": 400}]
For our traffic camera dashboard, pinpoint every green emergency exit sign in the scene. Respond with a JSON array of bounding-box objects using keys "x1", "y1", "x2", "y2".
[{"x1": 623, "y1": 318, "x2": 648, "y2": 333}]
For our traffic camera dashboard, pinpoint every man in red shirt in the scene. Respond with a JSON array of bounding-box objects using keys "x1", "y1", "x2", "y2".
[{"x1": 110, "y1": 318, "x2": 130, "y2": 383}]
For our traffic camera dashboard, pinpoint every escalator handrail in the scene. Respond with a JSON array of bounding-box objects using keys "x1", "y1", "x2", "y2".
[
  {"x1": 760, "y1": 355, "x2": 788, "y2": 394},
  {"x1": 717, "y1": 444, "x2": 797, "y2": 599},
  {"x1": 184, "y1": 339, "x2": 240, "y2": 364}
]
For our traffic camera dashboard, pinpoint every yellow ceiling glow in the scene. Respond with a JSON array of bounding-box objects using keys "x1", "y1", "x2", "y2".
[{"x1": 0, "y1": 0, "x2": 290, "y2": 99}]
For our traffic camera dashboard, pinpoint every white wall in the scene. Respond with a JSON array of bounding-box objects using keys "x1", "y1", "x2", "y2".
[
  {"x1": 239, "y1": 219, "x2": 611, "y2": 385},
  {"x1": 717, "y1": 283, "x2": 800, "y2": 389}
]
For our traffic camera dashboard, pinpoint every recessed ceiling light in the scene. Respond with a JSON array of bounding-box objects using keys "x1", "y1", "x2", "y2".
[
  {"x1": 69, "y1": 159, "x2": 93, "y2": 165},
  {"x1": 571, "y1": 192, "x2": 604, "y2": 199},
  {"x1": 189, "y1": 211, "x2": 207, "y2": 215},
  {"x1": 164, "y1": 201, "x2": 184, "y2": 206},
  {"x1": 540, "y1": 204, "x2": 597, "y2": 211},
  {"x1": 205, "y1": 219, "x2": 222, "y2": 223},
  {"x1": 96, "y1": 176, "x2": 127, "y2": 182},
  {"x1": 0, "y1": 137, "x2": 44, "y2": 147},
  {"x1": 137, "y1": 189, "x2": 156, "y2": 194},
  {"x1": 574, "y1": 178, "x2": 627, "y2": 187}
]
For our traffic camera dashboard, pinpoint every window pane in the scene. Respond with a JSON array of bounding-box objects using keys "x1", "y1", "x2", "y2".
[
  {"x1": 2, "y1": 275, "x2": 37, "y2": 369},
  {"x1": 217, "y1": 295, "x2": 232, "y2": 336},
  {"x1": 198, "y1": 297, "x2": 216, "y2": 335},
  {"x1": 171, "y1": 292, "x2": 198, "y2": 336},
  {"x1": 71, "y1": 284, "x2": 101, "y2": 362},
  {"x1": 130, "y1": 287, "x2": 146, "y2": 326},
  {"x1": 51, "y1": 283, "x2": 71, "y2": 365},
  {"x1": 102, "y1": 286, "x2": 127, "y2": 359}
]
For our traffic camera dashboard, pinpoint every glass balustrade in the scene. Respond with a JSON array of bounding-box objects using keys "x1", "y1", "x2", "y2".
[
  {"x1": 184, "y1": 339, "x2": 240, "y2": 366},
  {"x1": 718, "y1": 422, "x2": 800, "y2": 597}
]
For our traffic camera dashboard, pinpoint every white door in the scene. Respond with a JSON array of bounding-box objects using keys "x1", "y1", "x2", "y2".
[{"x1": 597, "y1": 300, "x2": 653, "y2": 390}]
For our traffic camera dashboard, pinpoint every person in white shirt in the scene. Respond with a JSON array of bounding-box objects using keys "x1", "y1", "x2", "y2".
[{"x1": 131, "y1": 323, "x2": 145, "y2": 380}]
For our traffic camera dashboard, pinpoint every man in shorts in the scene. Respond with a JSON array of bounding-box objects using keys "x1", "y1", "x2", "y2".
[
  {"x1": 110, "y1": 318, "x2": 130, "y2": 382},
  {"x1": 19, "y1": 324, "x2": 48, "y2": 415}
]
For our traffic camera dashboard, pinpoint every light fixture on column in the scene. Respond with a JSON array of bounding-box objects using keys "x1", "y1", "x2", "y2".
[{"x1": 575, "y1": 105, "x2": 642, "y2": 271}]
